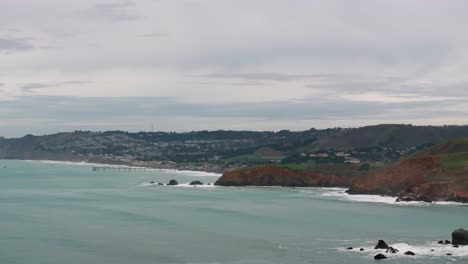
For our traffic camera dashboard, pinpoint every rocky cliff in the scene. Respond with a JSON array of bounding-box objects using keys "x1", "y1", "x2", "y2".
[
  {"x1": 348, "y1": 157, "x2": 468, "y2": 203},
  {"x1": 214, "y1": 165, "x2": 350, "y2": 187}
]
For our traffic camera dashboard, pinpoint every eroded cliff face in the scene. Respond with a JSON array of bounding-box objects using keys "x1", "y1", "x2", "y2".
[
  {"x1": 347, "y1": 157, "x2": 444, "y2": 196},
  {"x1": 348, "y1": 157, "x2": 468, "y2": 203},
  {"x1": 214, "y1": 165, "x2": 350, "y2": 187}
]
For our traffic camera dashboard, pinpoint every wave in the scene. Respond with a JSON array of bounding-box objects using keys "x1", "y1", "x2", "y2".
[
  {"x1": 340, "y1": 241, "x2": 468, "y2": 258},
  {"x1": 140, "y1": 182, "x2": 217, "y2": 188},
  {"x1": 321, "y1": 188, "x2": 467, "y2": 206},
  {"x1": 16, "y1": 159, "x2": 221, "y2": 177}
]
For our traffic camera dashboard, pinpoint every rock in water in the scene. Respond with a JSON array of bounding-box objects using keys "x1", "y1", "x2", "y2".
[
  {"x1": 167, "y1": 179, "x2": 178, "y2": 186},
  {"x1": 346, "y1": 247, "x2": 353, "y2": 250},
  {"x1": 404, "y1": 251, "x2": 416, "y2": 256},
  {"x1": 444, "y1": 240, "x2": 451, "y2": 245},
  {"x1": 452, "y1": 228, "x2": 468, "y2": 245},
  {"x1": 385, "y1": 247, "x2": 399, "y2": 253},
  {"x1": 438, "y1": 240, "x2": 444, "y2": 244},
  {"x1": 374, "y1": 254, "x2": 387, "y2": 260},
  {"x1": 189, "y1": 180, "x2": 204, "y2": 185},
  {"x1": 360, "y1": 248, "x2": 365, "y2": 251},
  {"x1": 375, "y1": 240, "x2": 390, "y2": 249}
]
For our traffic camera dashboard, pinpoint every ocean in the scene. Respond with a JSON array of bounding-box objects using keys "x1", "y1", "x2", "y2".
[{"x1": 0, "y1": 160, "x2": 467, "y2": 264}]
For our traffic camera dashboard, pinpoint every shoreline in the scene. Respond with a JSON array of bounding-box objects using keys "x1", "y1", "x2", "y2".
[
  {"x1": 321, "y1": 188, "x2": 468, "y2": 206},
  {"x1": 2, "y1": 158, "x2": 223, "y2": 177}
]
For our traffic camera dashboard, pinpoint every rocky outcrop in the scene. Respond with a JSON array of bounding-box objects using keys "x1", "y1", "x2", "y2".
[
  {"x1": 189, "y1": 180, "x2": 204, "y2": 185},
  {"x1": 374, "y1": 240, "x2": 390, "y2": 249},
  {"x1": 385, "y1": 247, "x2": 398, "y2": 253},
  {"x1": 167, "y1": 179, "x2": 178, "y2": 185},
  {"x1": 452, "y1": 228, "x2": 468, "y2": 245},
  {"x1": 374, "y1": 254, "x2": 387, "y2": 260},
  {"x1": 214, "y1": 165, "x2": 350, "y2": 187}
]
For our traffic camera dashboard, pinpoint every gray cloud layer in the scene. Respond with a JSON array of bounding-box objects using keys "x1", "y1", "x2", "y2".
[{"x1": 1, "y1": 0, "x2": 468, "y2": 136}]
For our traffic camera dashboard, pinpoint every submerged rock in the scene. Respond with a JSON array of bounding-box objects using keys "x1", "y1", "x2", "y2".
[
  {"x1": 360, "y1": 248, "x2": 365, "y2": 251},
  {"x1": 438, "y1": 240, "x2": 444, "y2": 244},
  {"x1": 404, "y1": 251, "x2": 415, "y2": 256},
  {"x1": 445, "y1": 240, "x2": 451, "y2": 245},
  {"x1": 158, "y1": 183, "x2": 164, "y2": 185},
  {"x1": 346, "y1": 247, "x2": 353, "y2": 250},
  {"x1": 385, "y1": 247, "x2": 399, "y2": 254},
  {"x1": 374, "y1": 240, "x2": 390, "y2": 249},
  {"x1": 374, "y1": 254, "x2": 387, "y2": 260},
  {"x1": 150, "y1": 181, "x2": 155, "y2": 184},
  {"x1": 189, "y1": 180, "x2": 204, "y2": 185},
  {"x1": 167, "y1": 179, "x2": 178, "y2": 185},
  {"x1": 452, "y1": 228, "x2": 468, "y2": 245}
]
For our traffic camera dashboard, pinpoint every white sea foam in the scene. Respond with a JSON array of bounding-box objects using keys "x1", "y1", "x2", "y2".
[
  {"x1": 140, "y1": 182, "x2": 217, "y2": 188},
  {"x1": 17, "y1": 159, "x2": 221, "y2": 177},
  {"x1": 321, "y1": 188, "x2": 467, "y2": 206},
  {"x1": 340, "y1": 242, "x2": 468, "y2": 258}
]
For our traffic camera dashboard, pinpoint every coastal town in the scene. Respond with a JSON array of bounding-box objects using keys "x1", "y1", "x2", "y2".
[{"x1": 0, "y1": 126, "x2": 436, "y2": 173}]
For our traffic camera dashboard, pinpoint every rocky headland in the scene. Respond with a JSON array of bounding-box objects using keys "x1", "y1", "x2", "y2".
[
  {"x1": 215, "y1": 156, "x2": 468, "y2": 203},
  {"x1": 214, "y1": 165, "x2": 350, "y2": 187},
  {"x1": 348, "y1": 157, "x2": 468, "y2": 203}
]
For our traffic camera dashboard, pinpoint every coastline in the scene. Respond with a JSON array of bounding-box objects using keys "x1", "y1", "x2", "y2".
[
  {"x1": 321, "y1": 188, "x2": 468, "y2": 206},
  {"x1": 2, "y1": 158, "x2": 223, "y2": 177}
]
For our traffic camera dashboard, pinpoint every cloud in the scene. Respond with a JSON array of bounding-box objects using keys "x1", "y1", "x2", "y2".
[
  {"x1": 81, "y1": 0, "x2": 140, "y2": 21},
  {"x1": 1, "y1": 95, "x2": 467, "y2": 137},
  {"x1": 1, "y1": 0, "x2": 468, "y2": 136},
  {"x1": 0, "y1": 38, "x2": 33, "y2": 52},
  {"x1": 18, "y1": 81, "x2": 90, "y2": 94}
]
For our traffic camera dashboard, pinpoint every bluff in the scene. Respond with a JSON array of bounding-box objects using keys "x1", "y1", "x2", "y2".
[
  {"x1": 214, "y1": 165, "x2": 350, "y2": 187},
  {"x1": 347, "y1": 157, "x2": 468, "y2": 203}
]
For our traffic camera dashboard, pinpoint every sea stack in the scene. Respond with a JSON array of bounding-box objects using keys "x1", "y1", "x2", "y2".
[
  {"x1": 452, "y1": 228, "x2": 468, "y2": 245},
  {"x1": 374, "y1": 240, "x2": 390, "y2": 249}
]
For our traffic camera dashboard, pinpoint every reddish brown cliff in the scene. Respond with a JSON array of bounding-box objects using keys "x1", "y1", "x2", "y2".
[
  {"x1": 214, "y1": 165, "x2": 350, "y2": 187},
  {"x1": 348, "y1": 157, "x2": 468, "y2": 203}
]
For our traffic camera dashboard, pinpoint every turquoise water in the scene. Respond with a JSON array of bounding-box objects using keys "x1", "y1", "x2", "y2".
[{"x1": 0, "y1": 160, "x2": 467, "y2": 264}]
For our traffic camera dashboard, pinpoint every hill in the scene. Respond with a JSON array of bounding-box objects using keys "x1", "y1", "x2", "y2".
[{"x1": 311, "y1": 124, "x2": 468, "y2": 149}]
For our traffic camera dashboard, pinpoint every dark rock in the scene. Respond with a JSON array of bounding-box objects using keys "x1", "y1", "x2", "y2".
[
  {"x1": 445, "y1": 240, "x2": 451, "y2": 245},
  {"x1": 360, "y1": 248, "x2": 365, "y2": 251},
  {"x1": 347, "y1": 247, "x2": 353, "y2": 250},
  {"x1": 150, "y1": 181, "x2": 155, "y2": 184},
  {"x1": 167, "y1": 179, "x2": 178, "y2": 185},
  {"x1": 453, "y1": 245, "x2": 460, "y2": 248},
  {"x1": 404, "y1": 251, "x2": 415, "y2": 256},
  {"x1": 375, "y1": 240, "x2": 390, "y2": 249},
  {"x1": 189, "y1": 180, "x2": 204, "y2": 185},
  {"x1": 385, "y1": 247, "x2": 399, "y2": 253},
  {"x1": 374, "y1": 254, "x2": 387, "y2": 260},
  {"x1": 447, "y1": 253, "x2": 453, "y2": 256},
  {"x1": 431, "y1": 249, "x2": 434, "y2": 252},
  {"x1": 158, "y1": 183, "x2": 164, "y2": 185},
  {"x1": 438, "y1": 240, "x2": 444, "y2": 244},
  {"x1": 452, "y1": 228, "x2": 468, "y2": 245}
]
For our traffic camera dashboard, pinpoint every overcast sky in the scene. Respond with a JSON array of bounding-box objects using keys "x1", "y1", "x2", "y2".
[{"x1": 1, "y1": 0, "x2": 468, "y2": 137}]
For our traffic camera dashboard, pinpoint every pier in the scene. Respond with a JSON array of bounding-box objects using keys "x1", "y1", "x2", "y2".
[{"x1": 92, "y1": 166, "x2": 150, "y2": 172}]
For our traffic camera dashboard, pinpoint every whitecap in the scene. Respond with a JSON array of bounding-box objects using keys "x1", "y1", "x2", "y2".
[{"x1": 340, "y1": 242, "x2": 468, "y2": 258}]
